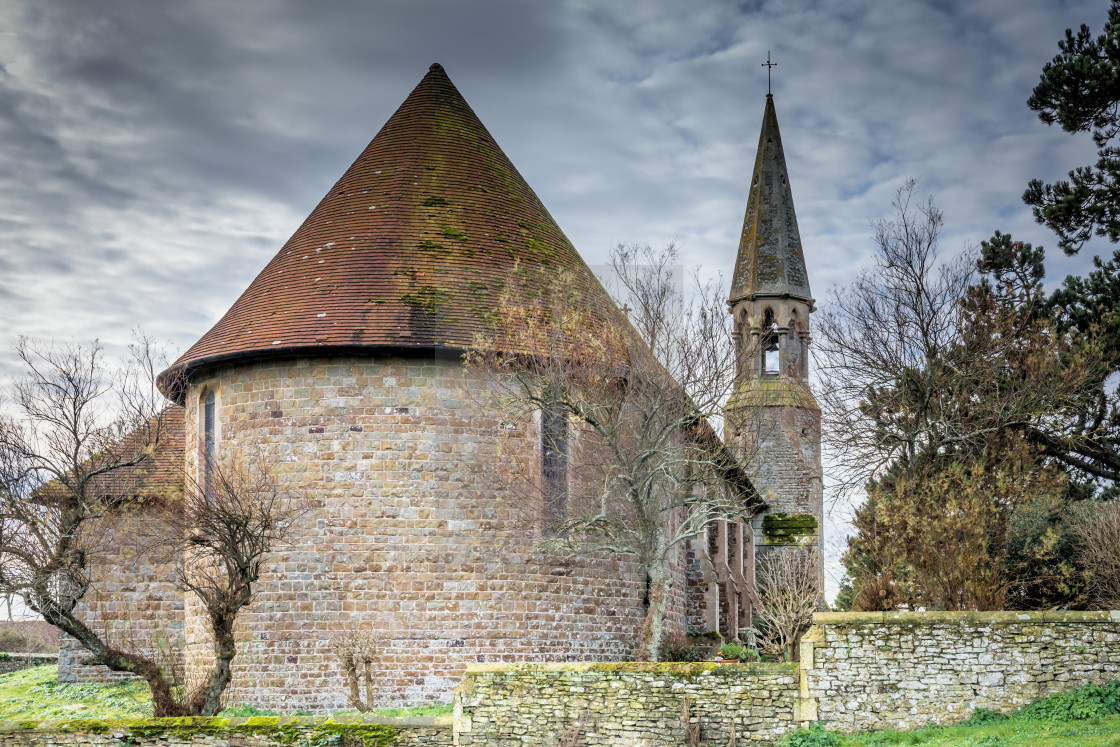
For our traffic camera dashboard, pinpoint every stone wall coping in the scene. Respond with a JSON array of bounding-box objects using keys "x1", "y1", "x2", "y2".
[
  {"x1": 463, "y1": 661, "x2": 797, "y2": 675},
  {"x1": 0, "y1": 714, "x2": 454, "y2": 733},
  {"x1": 0, "y1": 651, "x2": 57, "y2": 658},
  {"x1": 813, "y1": 610, "x2": 1120, "y2": 626}
]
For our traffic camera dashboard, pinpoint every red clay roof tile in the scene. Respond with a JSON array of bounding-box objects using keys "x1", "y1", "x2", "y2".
[{"x1": 161, "y1": 63, "x2": 614, "y2": 393}]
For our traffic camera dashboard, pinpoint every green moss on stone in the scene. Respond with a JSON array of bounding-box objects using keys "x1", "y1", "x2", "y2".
[
  {"x1": 401, "y1": 287, "x2": 453, "y2": 315},
  {"x1": 762, "y1": 512, "x2": 818, "y2": 544},
  {"x1": 43, "y1": 716, "x2": 407, "y2": 746}
]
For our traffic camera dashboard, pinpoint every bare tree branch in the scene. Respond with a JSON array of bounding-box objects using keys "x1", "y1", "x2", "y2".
[{"x1": 467, "y1": 242, "x2": 760, "y2": 660}]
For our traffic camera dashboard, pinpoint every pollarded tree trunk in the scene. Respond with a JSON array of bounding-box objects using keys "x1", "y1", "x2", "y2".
[
  {"x1": 635, "y1": 560, "x2": 673, "y2": 661},
  {"x1": 34, "y1": 594, "x2": 184, "y2": 716},
  {"x1": 186, "y1": 584, "x2": 252, "y2": 717}
]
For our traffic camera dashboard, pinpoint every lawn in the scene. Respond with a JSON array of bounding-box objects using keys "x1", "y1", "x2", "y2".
[
  {"x1": 0, "y1": 665, "x2": 151, "y2": 720},
  {"x1": 784, "y1": 680, "x2": 1120, "y2": 747},
  {"x1": 0, "y1": 665, "x2": 453, "y2": 722}
]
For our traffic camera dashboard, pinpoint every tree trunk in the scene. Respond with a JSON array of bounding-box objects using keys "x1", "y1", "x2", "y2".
[
  {"x1": 191, "y1": 615, "x2": 238, "y2": 717},
  {"x1": 635, "y1": 561, "x2": 673, "y2": 661},
  {"x1": 363, "y1": 659, "x2": 374, "y2": 711},
  {"x1": 346, "y1": 661, "x2": 364, "y2": 711},
  {"x1": 35, "y1": 599, "x2": 185, "y2": 716}
]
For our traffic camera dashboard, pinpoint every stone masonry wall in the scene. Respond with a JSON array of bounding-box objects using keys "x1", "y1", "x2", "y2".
[
  {"x1": 744, "y1": 406, "x2": 822, "y2": 523},
  {"x1": 0, "y1": 653, "x2": 57, "y2": 676},
  {"x1": 59, "y1": 509, "x2": 184, "y2": 683},
  {"x1": 453, "y1": 662, "x2": 801, "y2": 745},
  {"x1": 173, "y1": 354, "x2": 689, "y2": 710},
  {"x1": 0, "y1": 716, "x2": 452, "y2": 747},
  {"x1": 802, "y1": 611, "x2": 1120, "y2": 733},
  {"x1": 15, "y1": 613, "x2": 1120, "y2": 746}
]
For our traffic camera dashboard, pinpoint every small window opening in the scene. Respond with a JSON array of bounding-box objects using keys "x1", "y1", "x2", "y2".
[
  {"x1": 761, "y1": 309, "x2": 779, "y2": 376},
  {"x1": 541, "y1": 405, "x2": 568, "y2": 533},
  {"x1": 203, "y1": 390, "x2": 216, "y2": 499},
  {"x1": 643, "y1": 573, "x2": 652, "y2": 609}
]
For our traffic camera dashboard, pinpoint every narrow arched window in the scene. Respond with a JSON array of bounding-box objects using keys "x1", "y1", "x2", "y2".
[
  {"x1": 541, "y1": 404, "x2": 568, "y2": 534},
  {"x1": 761, "y1": 309, "x2": 779, "y2": 376},
  {"x1": 202, "y1": 390, "x2": 216, "y2": 499}
]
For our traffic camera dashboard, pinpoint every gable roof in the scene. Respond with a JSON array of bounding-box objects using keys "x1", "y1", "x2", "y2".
[
  {"x1": 160, "y1": 63, "x2": 614, "y2": 397},
  {"x1": 34, "y1": 406, "x2": 185, "y2": 506},
  {"x1": 729, "y1": 95, "x2": 813, "y2": 307}
]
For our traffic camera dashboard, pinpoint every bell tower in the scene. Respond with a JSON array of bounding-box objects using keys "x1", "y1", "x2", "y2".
[{"x1": 725, "y1": 93, "x2": 823, "y2": 561}]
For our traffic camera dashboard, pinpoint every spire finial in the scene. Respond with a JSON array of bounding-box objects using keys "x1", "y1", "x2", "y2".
[{"x1": 761, "y1": 51, "x2": 777, "y2": 96}]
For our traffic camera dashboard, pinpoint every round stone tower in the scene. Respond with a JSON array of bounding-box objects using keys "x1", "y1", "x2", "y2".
[
  {"x1": 724, "y1": 94, "x2": 824, "y2": 563},
  {"x1": 157, "y1": 64, "x2": 680, "y2": 709}
]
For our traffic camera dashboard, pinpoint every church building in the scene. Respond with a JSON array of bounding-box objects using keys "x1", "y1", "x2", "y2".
[{"x1": 59, "y1": 64, "x2": 822, "y2": 710}]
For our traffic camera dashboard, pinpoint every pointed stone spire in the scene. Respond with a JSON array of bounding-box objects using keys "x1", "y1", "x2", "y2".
[{"x1": 729, "y1": 95, "x2": 812, "y2": 306}]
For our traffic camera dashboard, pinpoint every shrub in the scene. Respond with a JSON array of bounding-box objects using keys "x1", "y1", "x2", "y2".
[
  {"x1": 659, "y1": 633, "x2": 709, "y2": 663},
  {"x1": 741, "y1": 647, "x2": 761, "y2": 662},
  {"x1": 1016, "y1": 680, "x2": 1120, "y2": 722},
  {"x1": 778, "y1": 722, "x2": 841, "y2": 747},
  {"x1": 719, "y1": 641, "x2": 745, "y2": 660},
  {"x1": 963, "y1": 707, "x2": 1008, "y2": 725}
]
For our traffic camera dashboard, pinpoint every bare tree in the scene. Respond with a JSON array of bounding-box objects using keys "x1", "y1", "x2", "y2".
[
  {"x1": 814, "y1": 180, "x2": 975, "y2": 497},
  {"x1": 148, "y1": 446, "x2": 306, "y2": 716},
  {"x1": 329, "y1": 629, "x2": 381, "y2": 712},
  {"x1": 824, "y1": 181, "x2": 1104, "y2": 608},
  {"x1": 0, "y1": 335, "x2": 182, "y2": 709},
  {"x1": 816, "y1": 180, "x2": 1100, "y2": 499},
  {"x1": 1067, "y1": 501, "x2": 1120, "y2": 610},
  {"x1": 0, "y1": 335, "x2": 305, "y2": 716},
  {"x1": 754, "y1": 548, "x2": 820, "y2": 661},
  {"x1": 468, "y1": 243, "x2": 759, "y2": 661}
]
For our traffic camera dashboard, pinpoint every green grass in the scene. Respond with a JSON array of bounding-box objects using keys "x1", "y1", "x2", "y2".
[
  {"x1": 837, "y1": 714, "x2": 1120, "y2": 745},
  {"x1": 0, "y1": 665, "x2": 452, "y2": 723},
  {"x1": 363, "y1": 703, "x2": 453, "y2": 719},
  {"x1": 0, "y1": 665, "x2": 151, "y2": 720}
]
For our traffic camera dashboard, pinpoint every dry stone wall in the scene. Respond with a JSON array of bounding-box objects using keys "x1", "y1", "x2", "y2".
[
  {"x1": 802, "y1": 610, "x2": 1120, "y2": 732},
  {"x1": 0, "y1": 653, "x2": 56, "y2": 676},
  {"x1": 453, "y1": 662, "x2": 801, "y2": 745},
  {"x1": 14, "y1": 613, "x2": 1120, "y2": 746}
]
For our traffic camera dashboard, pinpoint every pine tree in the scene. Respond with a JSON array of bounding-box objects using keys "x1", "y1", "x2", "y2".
[{"x1": 1025, "y1": 1, "x2": 1120, "y2": 255}]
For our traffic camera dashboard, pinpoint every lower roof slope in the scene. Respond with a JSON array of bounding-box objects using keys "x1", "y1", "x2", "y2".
[{"x1": 162, "y1": 63, "x2": 612, "y2": 393}]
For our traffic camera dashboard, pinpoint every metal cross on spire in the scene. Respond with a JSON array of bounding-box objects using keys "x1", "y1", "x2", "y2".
[{"x1": 761, "y1": 51, "x2": 777, "y2": 95}]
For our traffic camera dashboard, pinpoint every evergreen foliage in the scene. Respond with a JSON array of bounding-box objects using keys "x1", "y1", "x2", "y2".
[
  {"x1": 1025, "y1": 1, "x2": 1120, "y2": 255},
  {"x1": 830, "y1": 172, "x2": 1120, "y2": 608}
]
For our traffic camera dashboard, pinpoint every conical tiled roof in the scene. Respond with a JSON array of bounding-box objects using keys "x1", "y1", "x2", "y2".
[
  {"x1": 729, "y1": 95, "x2": 812, "y2": 306},
  {"x1": 162, "y1": 63, "x2": 612, "y2": 394}
]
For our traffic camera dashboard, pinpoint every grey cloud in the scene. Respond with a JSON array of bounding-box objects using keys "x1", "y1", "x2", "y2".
[{"x1": 0, "y1": 0, "x2": 1115, "y2": 598}]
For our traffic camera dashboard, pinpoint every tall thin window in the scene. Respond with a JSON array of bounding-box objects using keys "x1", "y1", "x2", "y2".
[
  {"x1": 761, "y1": 309, "x2": 779, "y2": 376},
  {"x1": 541, "y1": 405, "x2": 568, "y2": 533},
  {"x1": 203, "y1": 390, "x2": 216, "y2": 498}
]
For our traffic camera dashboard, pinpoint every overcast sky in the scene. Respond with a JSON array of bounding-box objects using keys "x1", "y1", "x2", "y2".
[{"x1": 0, "y1": 0, "x2": 1114, "y2": 598}]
